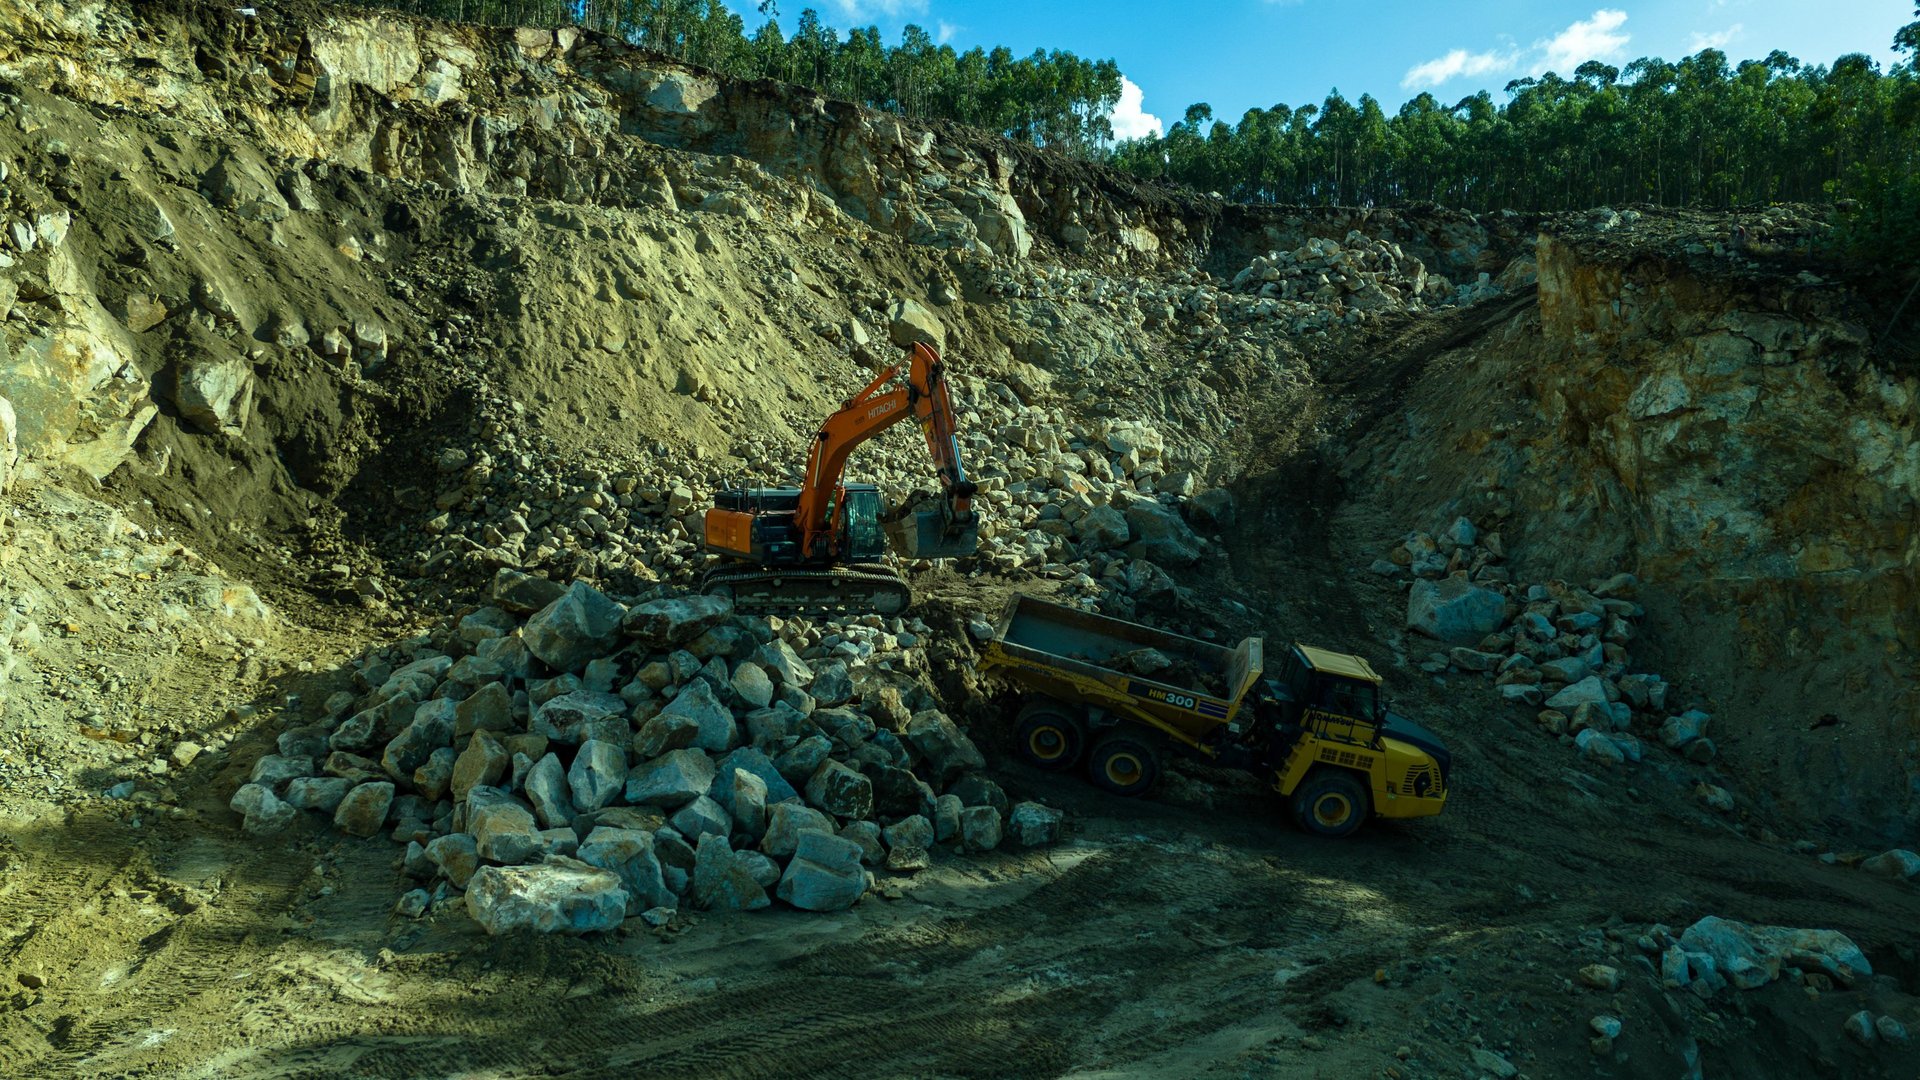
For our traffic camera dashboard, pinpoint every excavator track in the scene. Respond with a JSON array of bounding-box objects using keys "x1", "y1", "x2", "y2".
[{"x1": 701, "y1": 564, "x2": 913, "y2": 617}]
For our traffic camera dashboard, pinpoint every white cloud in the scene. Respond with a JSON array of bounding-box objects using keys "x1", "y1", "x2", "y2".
[
  {"x1": 827, "y1": 0, "x2": 928, "y2": 20},
  {"x1": 1402, "y1": 48, "x2": 1515, "y2": 90},
  {"x1": 1405, "y1": 9, "x2": 1636, "y2": 89},
  {"x1": 1108, "y1": 76, "x2": 1163, "y2": 140},
  {"x1": 1688, "y1": 23, "x2": 1743, "y2": 51},
  {"x1": 1536, "y1": 9, "x2": 1631, "y2": 74},
  {"x1": 936, "y1": 19, "x2": 958, "y2": 45}
]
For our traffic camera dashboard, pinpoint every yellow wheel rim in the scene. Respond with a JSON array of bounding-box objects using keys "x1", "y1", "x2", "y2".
[
  {"x1": 1313, "y1": 793, "x2": 1353, "y2": 828},
  {"x1": 1104, "y1": 752, "x2": 1143, "y2": 786},
  {"x1": 1028, "y1": 725, "x2": 1067, "y2": 761}
]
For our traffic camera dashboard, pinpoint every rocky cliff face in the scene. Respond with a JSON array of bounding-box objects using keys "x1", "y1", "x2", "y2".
[
  {"x1": 1343, "y1": 209, "x2": 1919, "y2": 833},
  {"x1": 1526, "y1": 228, "x2": 1918, "y2": 831}
]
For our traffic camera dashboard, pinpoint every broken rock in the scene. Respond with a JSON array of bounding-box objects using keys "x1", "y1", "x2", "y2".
[
  {"x1": 655, "y1": 678, "x2": 737, "y2": 753},
  {"x1": 568, "y1": 739, "x2": 627, "y2": 813},
  {"x1": 1007, "y1": 802, "x2": 1064, "y2": 846},
  {"x1": 806, "y1": 759, "x2": 874, "y2": 819},
  {"x1": 230, "y1": 783, "x2": 296, "y2": 836},
  {"x1": 333, "y1": 781, "x2": 394, "y2": 838},
  {"x1": 1406, "y1": 575, "x2": 1508, "y2": 643},
  {"x1": 776, "y1": 830, "x2": 868, "y2": 912},
  {"x1": 625, "y1": 748, "x2": 716, "y2": 808},
  {"x1": 692, "y1": 834, "x2": 771, "y2": 911},
  {"x1": 623, "y1": 593, "x2": 733, "y2": 648},
  {"x1": 522, "y1": 582, "x2": 624, "y2": 672},
  {"x1": 465, "y1": 858, "x2": 628, "y2": 935},
  {"x1": 904, "y1": 710, "x2": 986, "y2": 785}
]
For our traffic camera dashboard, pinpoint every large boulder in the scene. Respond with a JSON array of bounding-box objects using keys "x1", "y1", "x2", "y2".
[
  {"x1": 1007, "y1": 801, "x2": 1065, "y2": 846},
  {"x1": 708, "y1": 747, "x2": 799, "y2": 814},
  {"x1": 622, "y1": 593, "x2": 733, "y2": 648},
  {"x1": 1121, "y1": 498, "x2": 1202, "y2": 566},
  {"x1": 426, "y1": 832, "x2": 480, "y2": 888},
  {"x1": 653, "y1": 678, "x2": 737, "y2": 753},
  {"x1": 333, "y1": 781, "x2": 394, "y2": 838},
  {"x1": 775, "y1": 830, "x2": 867, "y2": 912},
  {"x1": 904, "y1": 710, "x2": 986, "y2": 785},
  {"x1": 730, "y1": 662, "x2": 775, "y2": 709},
  {"x1": 1861, "y1": 849, "x2": 1920, "y2": 880},
  {"x1": 805, "y1": 759, "x2": 874, "y2": 819},
  {"x1": 524, "y1": 753, "x2": 575, "y2": 828},
  {"x1": 1678, "y1": 916, "x2": 1872, "y2": 989},
  {"x1": 469, "y1": 791, "x2": 541, "y2": 865},
  {"x1": 751, "y1": 640, "x2": 814, "y2": 688},
  {"x1": 1547, "y1": 677, "x2": 1613, "y2": 711},
  {"x1": 887, "y1": 298, "x2": 945, "y2": 352},
  {"x1": 533, "y1": 690, "x2": 629, "y2": 746},
  {"x1": 568, "y1": 739, "x2": 626, "y2": 813},
  {"x1": 465, "y1": 858, "x2": 628, "y2": 935},
  {"x1": 451, "y1": 732, "x2": 509, "y2": 802},
  {"x1": 624, "y1": 748, "x2": 716, "y2": 808},
  {"x1": 692, "y1": 834, "x2": 771, "y2": 911},
  {"x1": 489, "y1": 568, "x2": 568, "y2": 614},
  {"x1": 576, "y1": 826, "x2": 673, "y2": 910},
  {"x1": 230, "y1": 783, "x2": 296, "y2": 836},
  {"x1": 173, "y1": 357, "x2": 254, "y2": 435},
  {"x1": 760, "y1": 802, "x2": 834, "y2": 860},
  {"x1": 522, "y1": 582, "x2": 624, "y2": 672},
  {"x1": 1406, "y1": 574, "x2": 1509, "y2": 643},
  {"x1": 1074, "y1": 504, "x2": 1130, "y2": 550},
  {"x1": 381, "y1": 699, "x2": 457, "y2": 781},
  {"x1": 1189, "y1": 488, "x2": 1236, "y2": 531}
]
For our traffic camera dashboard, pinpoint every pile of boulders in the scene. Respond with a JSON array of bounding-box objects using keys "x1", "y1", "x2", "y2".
[
  {"x1": 984, "y1": 236, "x2": 1507, "y2": 346},
  {"x1": 230, "y1": 572, "x2": 1064, "y2": 934},
  {"x1": 1227, "y1": 232, "x2": 1447, "y2": 313},
  {"x1": 1386, "y1": 518, "x2": 1726, "y2": 792}
]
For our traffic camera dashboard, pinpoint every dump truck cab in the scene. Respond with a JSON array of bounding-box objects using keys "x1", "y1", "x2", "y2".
[{"x1": 1258, "y1": 644, "x2": 1451, "y2": 834}]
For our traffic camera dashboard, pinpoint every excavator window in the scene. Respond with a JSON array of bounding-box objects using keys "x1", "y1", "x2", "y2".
[{"x1": 845, "y1": 488, "x2": 883, "y2": 559}]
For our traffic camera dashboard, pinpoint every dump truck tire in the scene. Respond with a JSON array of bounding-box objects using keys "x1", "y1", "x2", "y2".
[
  {"x1": 1014, "y1": 701, "x2": 1084, "y2": 771},
  {"x1": 1290, "y1": 767, "x2": 1369, "y2": 838},
  {"x1": 1087, "y1": 734, "x2": 1159, "y2": 796}
]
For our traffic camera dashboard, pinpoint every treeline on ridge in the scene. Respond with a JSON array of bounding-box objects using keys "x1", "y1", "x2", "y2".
[
  {"x1": 354, "y1": 0, "x2": 1124, "y2": 152},
  {"x1": 345, "y1": 2, "x2": 1917, "y2": 270}
]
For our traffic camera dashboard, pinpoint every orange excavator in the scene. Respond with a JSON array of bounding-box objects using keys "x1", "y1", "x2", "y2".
[{"x1": 700, "y1": 341, "x2": 979, "y2": 615}]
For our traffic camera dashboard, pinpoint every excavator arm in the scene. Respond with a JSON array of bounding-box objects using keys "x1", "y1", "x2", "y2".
[{"x1": 793, "y1": 342, "x2": 978, "y2": 561}]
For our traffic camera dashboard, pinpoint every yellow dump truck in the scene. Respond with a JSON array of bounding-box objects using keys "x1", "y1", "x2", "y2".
[{"x1": 976, "y1": 594, "x2": 1450, "y2": 837}]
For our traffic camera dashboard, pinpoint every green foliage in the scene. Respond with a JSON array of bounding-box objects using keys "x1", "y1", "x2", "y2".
[
  {"x1": 1838, "y1": 6, "x2": 1920, "y2": 276},
  {"x1": 355, "y1": 0, "x2": 1121, "y2": 152},
  {"x1": 1112, "y1": 45, "x2": 1918, "y2": 238}
]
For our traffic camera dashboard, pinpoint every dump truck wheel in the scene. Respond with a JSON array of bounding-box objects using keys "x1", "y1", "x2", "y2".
[
  {"x1": 1290, "y1": 768, "x2": 1369, "y2": 838},
  {"x1": 1087, "y1": 735, "x2": 1159, "y2": 797},
  {"x1": 1014, "y1": 703, "x2": 1084, "y2": 771}
]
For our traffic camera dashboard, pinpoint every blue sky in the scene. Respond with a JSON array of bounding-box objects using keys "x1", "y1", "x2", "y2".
[{"x1": 726, "y1": 1, "x2": 1915, "y2": 137}]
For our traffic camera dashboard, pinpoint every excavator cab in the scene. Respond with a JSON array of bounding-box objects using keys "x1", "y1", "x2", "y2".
[{"x1": 708, "y1": 483, "x2": 889, "y2": 563}]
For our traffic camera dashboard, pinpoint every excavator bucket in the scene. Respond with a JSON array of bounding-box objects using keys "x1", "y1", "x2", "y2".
[{"x1": 884, "y1": 506, "x2": 979, "y2": 560}]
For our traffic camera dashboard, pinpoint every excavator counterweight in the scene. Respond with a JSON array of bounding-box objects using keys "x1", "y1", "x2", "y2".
[{"x1": 699, "y1": 342, "x2": 977, "y2": 614}]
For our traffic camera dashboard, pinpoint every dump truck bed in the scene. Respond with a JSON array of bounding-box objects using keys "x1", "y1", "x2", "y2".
[{"x1": 980, "y1": 595, "x2": 1263, "y2": 745}]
